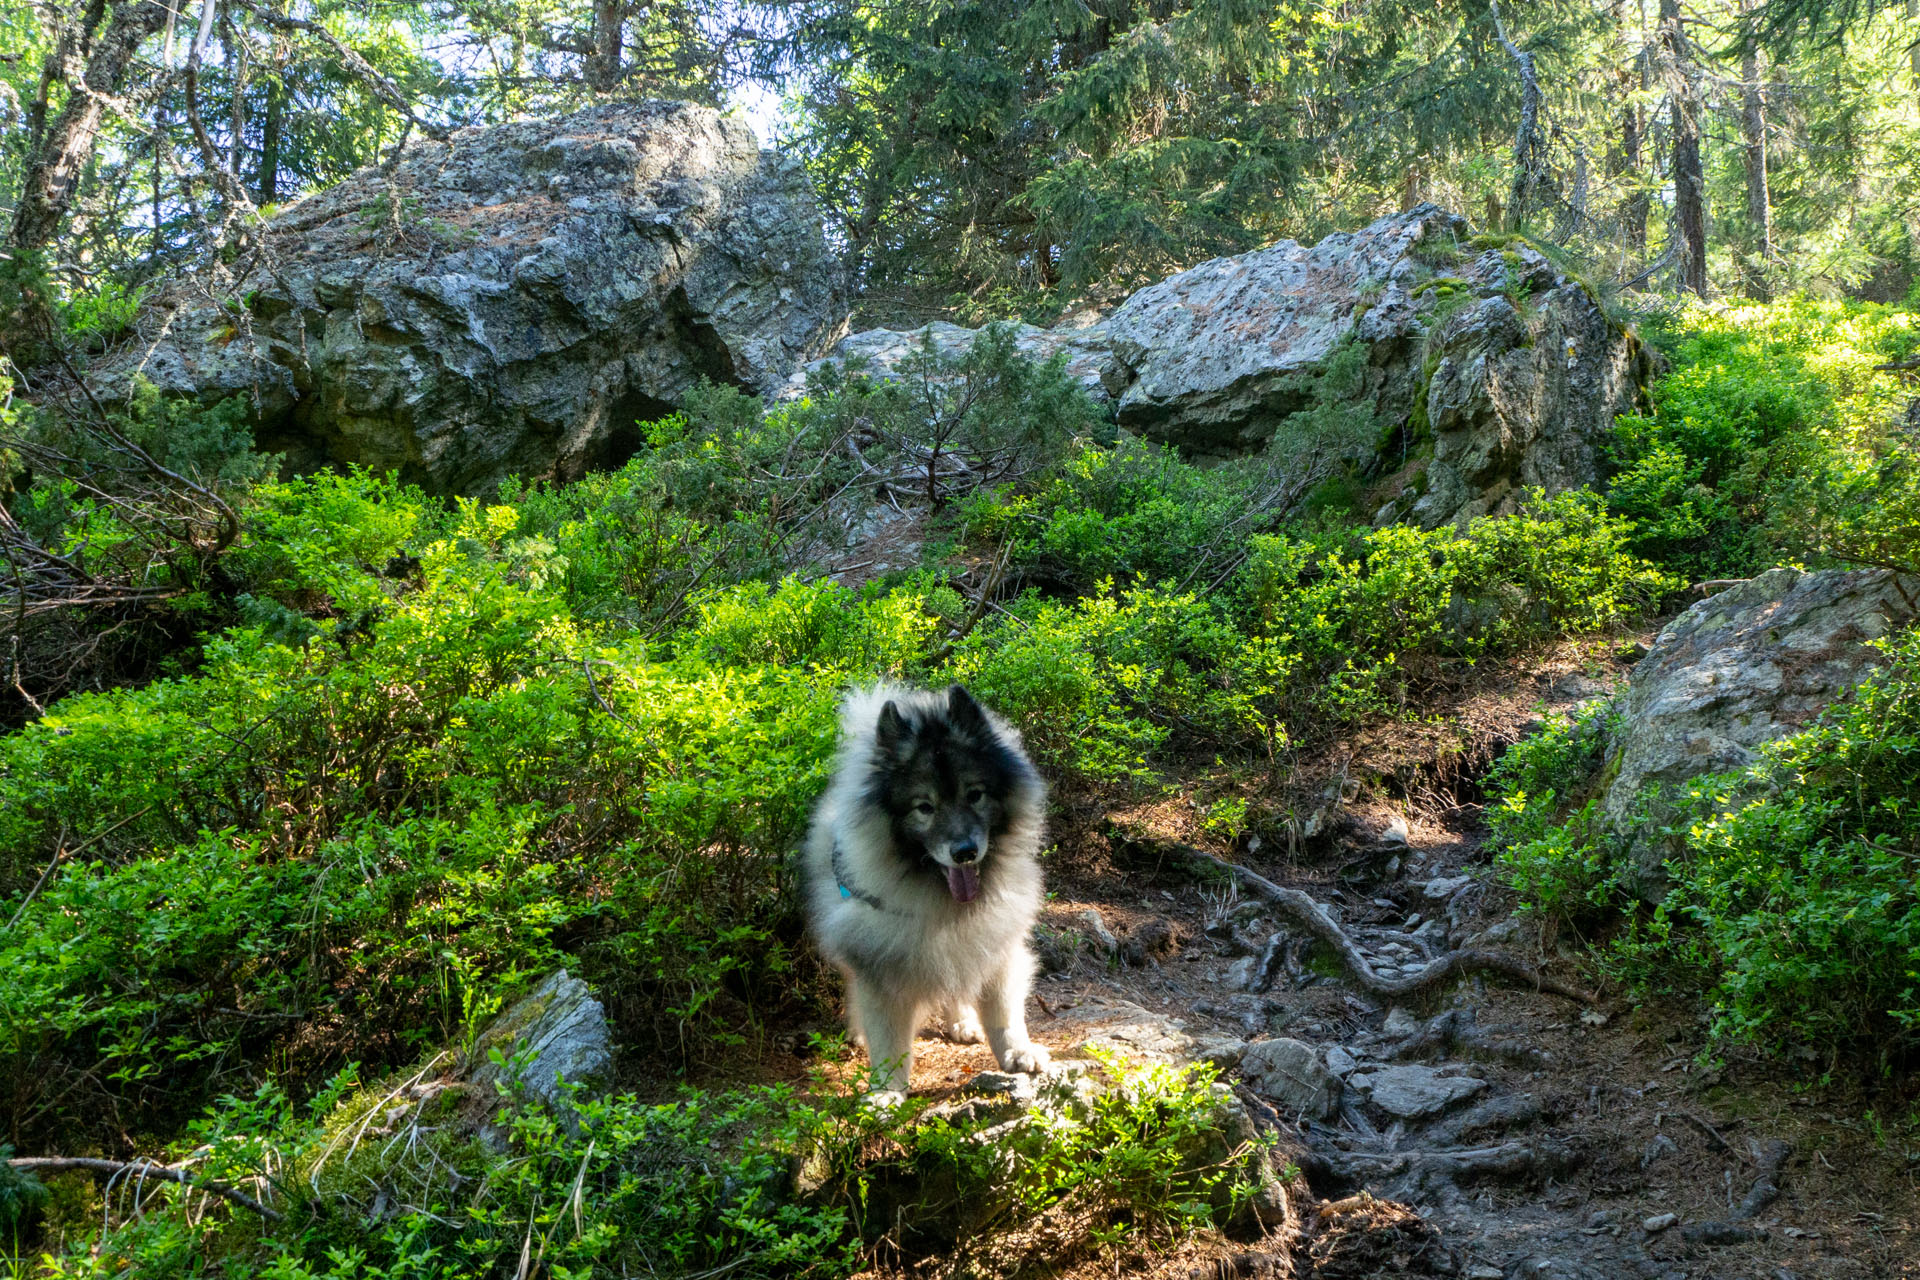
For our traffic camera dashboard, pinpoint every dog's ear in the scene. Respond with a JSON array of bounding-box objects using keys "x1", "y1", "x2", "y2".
[
  {"x1": 947, "y1": 685, "x2": 990, "y2": 738},
  {"x1": 876, "y1": 700, "x2": 911, "y2": 755}
]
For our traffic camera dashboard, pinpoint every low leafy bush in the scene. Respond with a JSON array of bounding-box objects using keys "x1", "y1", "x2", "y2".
[
  {"x1": 964, "y1": 437, "x2": 1288, "y2": 592},
  {"x1": 19, "y1": 1047, "x2": 1272, "y2": 1280},
  {"x1": 897, "y1": 1054, "x2": 1275, "y2": 1258},
  {"x1": 1486, "y1": 700, "x2": 1622, "y2": 922},
  {"x1": 1238, "y1": 490, "x2": 1674, "y2": 726},
  {"x1": 1609, "y1": 297, "x2": 1920, "y2": 577},
  {"x1": 0, "y1": 479, "x2": 843, "y2": 1143},
  {"x1": 949, "y1": 581, "x2": 1260, "y2": 780},
  {"x1": 1655, "y1": 631, "x2": 1920, "y2": 1060}
]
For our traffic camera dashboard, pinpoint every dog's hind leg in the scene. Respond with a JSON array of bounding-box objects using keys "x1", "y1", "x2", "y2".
[
  {"x1": 941, "y1": 1000, "x2": 987, "y2": 1044},
  {"x1": 979, "y1": 947, "x2": 1051, "y2": 1076},
  {"x1": 847, "y1": 974, "x2": 917, "y2": 1104}
]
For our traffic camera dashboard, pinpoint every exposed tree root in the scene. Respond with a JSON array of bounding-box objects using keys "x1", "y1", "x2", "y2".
[
  {"x1": 1309, "y1": 1138, "x2": 1581, "y2": 1205},
  {"x1": 1735, "y1": 1138, "x2": 1791, "y2": 1220},
  {"x1": 1181, "y1": 846, "x2": 1600, "y2": 1004},
  {"x1": 1422, "y1": 1091, "x2": 1544, "y2": 1146},
  {"x1": 1384, "y1": 1008, "x2": 1550, "y2": 1068},
  {"x1": 8, "y1": 1156, "x2": 286, "y2": 1221}
]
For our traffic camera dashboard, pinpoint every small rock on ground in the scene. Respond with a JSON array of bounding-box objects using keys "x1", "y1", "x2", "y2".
[
  {"x1": 1240, "y1": 1037, "x2": 1340, "y2": 1119},
  {"x1": 1347, "y1": 1063, "x2": 1487, "y2": 1119}
]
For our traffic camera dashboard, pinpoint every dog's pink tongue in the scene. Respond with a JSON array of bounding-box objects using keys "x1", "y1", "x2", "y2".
[{"x1": 947, "y1": 864, "x2": 981, "y2": 903}]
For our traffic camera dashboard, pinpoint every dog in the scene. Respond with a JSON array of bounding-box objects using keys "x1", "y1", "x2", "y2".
[{"x1": 804, "y1": 683, "x2": 1052, "y2": 1105}]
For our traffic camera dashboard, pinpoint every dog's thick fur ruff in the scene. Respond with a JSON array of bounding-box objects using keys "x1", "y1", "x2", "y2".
[{"x1": 804, "y1": 684, "x2": 1050, "y2": 1101}]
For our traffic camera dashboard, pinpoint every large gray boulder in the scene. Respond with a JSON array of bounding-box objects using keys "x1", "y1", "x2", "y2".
[
  {"x1": 1605, "y1": 568, "x2": 1920, "y2": 897},
  {"x1": 791, "y1": 205, "x2": 1654, "y2": 528},
  {"x1": 100, "y1": 101, "x2": 843, "y2": 494}
]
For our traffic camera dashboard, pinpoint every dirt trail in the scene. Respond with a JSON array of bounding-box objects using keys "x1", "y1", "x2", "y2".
[{"x1": 875, "y1": 651, "x2": 1920, "y2": 1279}]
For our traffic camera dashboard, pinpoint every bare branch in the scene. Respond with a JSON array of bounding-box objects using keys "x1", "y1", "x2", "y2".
[{"x1": 8, "y1": 1157, "x2": 285, "y2": 1222}]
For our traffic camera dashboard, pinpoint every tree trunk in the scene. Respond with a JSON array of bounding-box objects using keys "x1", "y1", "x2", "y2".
[
  {"x1": 1661, "y1": 0, "x2": 1707, "y2": 296},
  {"x1": 258, "y1": 65, "x2": 283, "y2": 205},
  {"x1": 586, "y1": 0, "x2": 625, "y2": 93},
  {"x1": 1911, "y1": 0, "x2": 1919, "y2": 91},
  {"x1": 1491, "y1": 3, "x2": 1545, "y2": 234},
  {"x1": 1621, "y1": 96, "x2": 1647, "y2": 255},
  {"x1": 1739, "y1": 0, "x2": 1773, "y2": 299},
  {"x1": 8, "y1": 0, "x2": 171, "y2": 258}
]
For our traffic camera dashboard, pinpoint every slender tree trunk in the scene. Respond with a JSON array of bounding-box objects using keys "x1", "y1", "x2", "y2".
[
  {"x1": 258, "y1": 66, "x2": 283, "y2": 204},
  {"x1": 1491, "y1": 2, "x2": 1544, "y2": 233},
  {"x1": 1661, "y1": 0, "x2": 1707, "y2": 296},
  {"x1": 1739, "y1": 0, "x2": 1773, "y2": 299},
  {"x1": 1911, "y1": 0, "x2": 1919, "y2": 90},
  {"x1": 8, "y1": 0, "x2": 171, "y2": 257},
  {"x1": 151, "y1": 104, "x2": 166, "y2": 258},
  {"x1": 1621, "y1": 95, "x2": 1647, "y2": 255}
]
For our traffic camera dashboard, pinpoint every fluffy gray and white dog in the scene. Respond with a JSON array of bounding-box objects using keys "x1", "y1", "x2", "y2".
[{"x1": 804, "y1": 683, "x2": 1052, "y2": 1104}]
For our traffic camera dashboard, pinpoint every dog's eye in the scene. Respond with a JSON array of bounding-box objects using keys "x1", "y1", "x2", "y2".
[
  {"x1": 965, "y1": 788, "x2": 985, "y2": 805},
  {"x1": 913, "y1": 800, "x2": 934, "y2": 815}
]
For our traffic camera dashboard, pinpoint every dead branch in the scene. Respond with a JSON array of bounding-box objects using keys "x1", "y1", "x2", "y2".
[
  {"x1": 925, "y1": 542, "x2": 1013, "y2": 666},
  {"x1": 5, "y1": 807, "x2": 152, "y2": 929},
  {"x1": 1178, "y1": 844, "x2": 1600, "y2": 1004},
  {"x1": 8, "y1": 1157, "x2": 285, "y2": 1222}
]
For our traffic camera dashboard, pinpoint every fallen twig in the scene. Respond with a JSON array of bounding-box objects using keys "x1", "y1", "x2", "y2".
[
  {"x1": 8, "y1": 1157, "x2": 284, "y2": 1222},
  {"x1": 1177, "y1": 844, "x2": 1600, "y2": 1004}
]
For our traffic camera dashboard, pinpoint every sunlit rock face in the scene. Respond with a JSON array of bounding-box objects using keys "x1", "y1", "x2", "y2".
[
  {"x1": 795, "y1": 204, "x2": 1655, "y2": 529},
  {"x1": 99, "y1": 101, "x2": 844, "y2": 494}
]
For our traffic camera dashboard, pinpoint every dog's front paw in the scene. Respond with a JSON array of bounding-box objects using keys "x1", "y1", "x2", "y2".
[
  {"x1": 946, "y1": 1013, "x2": 987, "y2": 1045},
  {"x1": 997, "y1": 1041, "x2": 1051, "y2": 1075},
  {"x1": 863, "y1": 1089, "x2": 908, "y2": 1116}
]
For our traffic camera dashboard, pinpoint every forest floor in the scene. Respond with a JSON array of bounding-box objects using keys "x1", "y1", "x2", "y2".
[{"x1": 738, "y1": 635, "x2": 1920, "y2": 1279}]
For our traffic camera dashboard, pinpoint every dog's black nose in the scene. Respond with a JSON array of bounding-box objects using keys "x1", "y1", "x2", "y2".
[{"x1": 950, "y1": 838, "x2": 978, "y2": 863}]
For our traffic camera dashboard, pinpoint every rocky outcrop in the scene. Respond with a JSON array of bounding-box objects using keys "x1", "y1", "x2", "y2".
[
  {"x1": 792, "y1": 205, "x2": 1654, "y2": 528},
  {"x1": 100, "y1": 101, "x2": 842, "y2": 494},
  {"x1": 1604, "y1": 568, "x2": 1920, "y2": 896},
  {"x1": 1402, "y1": 280, "x2": 1652, "y2": 527}
]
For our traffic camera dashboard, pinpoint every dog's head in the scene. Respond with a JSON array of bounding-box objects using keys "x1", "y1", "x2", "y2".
[{"x1": 865, "y1": 685, "x2": 1031, "y2": 903}]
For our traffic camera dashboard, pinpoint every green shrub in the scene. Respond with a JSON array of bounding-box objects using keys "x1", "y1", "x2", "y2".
[
  {"x1": 1609, "y1": 297, "x2": 1919, "y2": 577},
  {"x1": 0, "y1": 476, "x2": 845, "y2": 1140},
  {"x1": 1659, "y1": 630, "x2": 1920, "y2": 1060},
  {"x1": 1485, "y1": 700, "x2": 1623, "y2": 922},
  {"x1": 20, "y1": 1047, "x2": 1271, "y2": 1280},
  {"x1": 1483, "y1": 697, "x2": 1624, "y2": 925},
  {"x1": 1239, "y1": 490, "x2": 1672, "y2": 727},
  {"x1": 967, "y1": 437, "x2": 1280, "y2": 592},
  {"x1": 898, "y1": 1054, "x2": 1275, "y2": 1257},
  {"x1": 946, "y1": 581, "x2": 1261, "y2": 780}
]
